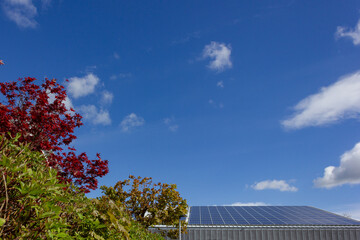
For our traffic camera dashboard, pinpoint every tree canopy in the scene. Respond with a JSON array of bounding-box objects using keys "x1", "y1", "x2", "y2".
[
  {"x1": 0, "y1": 77, "x2": 108, "y2": 192},
  {"x1": 101, "y1": 175, "x2": 188, "y2": 238}
]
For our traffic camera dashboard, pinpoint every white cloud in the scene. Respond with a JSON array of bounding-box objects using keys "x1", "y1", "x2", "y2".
[
  {"x1": 336, "y1": 19, "x2": 360, "y2": 46},
  {"x1": 47, "y1": 92, "x2": 73, "y2": 111},
  {"x1": 203, "y1": 41, "x2": 232, "y2": 72},
  {"x1": 63, "y1": 96, "x2": 73, "y2": 111},
  {"x1": 282, "y1": 71, "x2": 360, "y2": 129},
  {"x1": 217, "y1": 81, "x2": 224, "y2": 88},
  {"x1": 228, "y1": 202, "x2": 268, "y2": 206},
  {"x1": 78, "y1": 105, "x2": 111, "y2": 125},
  {"x1": 120, "y1": 113, "x2": 145, "y2": 132},
  {"x1": 2, "y1": 0, "x2": 38, "y2": 28},
  {"x1": 251, "y1": 180, "x2": 298, "y2": 192},
  {"x1": 67, "y1": 73, "x2": 100, "y2": 98},
  {"x1": 163, "y1": 117, "x2": 178, "y2": 132},
  {"x1": 314, "y1": 142, "x2": 360, "y2": 188},
  {"x1": 101, "y1": 90, "x2": 113, "y2": 105}
]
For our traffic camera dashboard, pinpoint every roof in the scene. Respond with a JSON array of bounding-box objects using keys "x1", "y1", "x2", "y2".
[{"x1": 187, "y1": 206, "x2": 360, "y2": 226}]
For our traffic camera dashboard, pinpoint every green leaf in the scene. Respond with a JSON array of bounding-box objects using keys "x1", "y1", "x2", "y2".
[
  {"x1": 29, "y1": 189, "x2": 43, "y2": 196},
  {"x1": 56, "y1": 232, "x2": 69, "y2": 238},
  {"x1": 77, "y1": 213, "x2": 84, "y2": 220},
  {"x1": 0, "y1": 218, "x2": 5, "y2": 227}
]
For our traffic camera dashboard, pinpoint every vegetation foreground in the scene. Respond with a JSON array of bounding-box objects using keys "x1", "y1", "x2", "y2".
[
  {"x1": 0, "y1": 135, "x2": 168, "y2": 239},
  {"x1": 0, "y1": 74, "x2": 188, "y2": 239}
]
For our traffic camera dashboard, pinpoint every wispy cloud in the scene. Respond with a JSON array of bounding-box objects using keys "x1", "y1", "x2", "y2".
[
  {"x1": 228, "y1": 202, "x2": 268, "y2": 206},
  {"x1": 314, "y1": 142, "x2": 360, "y2": 188},
  {"x1": 171, "y1": 31, "x2": 200, "y2": 45},
  {"x1": 202, "y1": 41, "x2": 232, "y2": 72},
  {"x1": 217, "y1": 81, "x2": 224, "y2": 88},
  {"x1": 2, "y1": 0, "x2": 38, "y2": 28},
  {"x1": 282, "y1": 71, "x2": 360, "y2": 129},
  {"x1": 209, "y1": 99, "x2": 224, "y2": 109},
  {"x1": 120, "y1": 113, "x2": 145, "y2": 132},
  {"x1": 164, "y1": 117, "x2": 179, "y2": 132},
  {"x1": 336, "y1": 19, "x2": 360, "y2": 46},
  {"x1": 113, "y1": 52, "x2": 120, "y2": 59},
  {"x1": 84, "y1": 65, "x2": 97, "y2": 72},
  {"x1": 41, "y1": 0, "x2": 51, "y2": 9},
  {"x1": 251, "y1": 180, "x2": 298, "y2": 192},
  {"x1": 100, "y1": 90, "x2": 113, "y2": 105},
  {"x1": 110, "y1": 73, "x2": 132, "y2": 80},
  {"x1": 168, "y1": 125, "x2": 179, "y2": 132},
  {"x1": 78, "y1": 105, "x2": 111, "y2": 125},
  {"x1": 67, "y1": 73, "x2": 100, "y2": 98}
]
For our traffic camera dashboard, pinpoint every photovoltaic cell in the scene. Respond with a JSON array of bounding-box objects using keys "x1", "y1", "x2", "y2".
[
  {"x1": 200, "y1": 206, "x2": 212, "y2": 225},
  {"x1": 188, "y1": 206, "x2": 360, "y2": 226}
]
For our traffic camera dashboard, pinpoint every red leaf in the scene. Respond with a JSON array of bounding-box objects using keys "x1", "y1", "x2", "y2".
[{"x1": 0, "y1": 77, "x2": 108, "y2": 192}]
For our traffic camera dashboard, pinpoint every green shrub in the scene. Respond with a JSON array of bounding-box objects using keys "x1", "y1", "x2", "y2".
[
  {"x1": 0, "y1": 133, "x2": 71, "y2": 239},
  {"x1": 0, "y1": 134, "x2": 158, "y2": 239},
  {"x1": 128, "y1": 220, "x2": 165, "y2": 240}
]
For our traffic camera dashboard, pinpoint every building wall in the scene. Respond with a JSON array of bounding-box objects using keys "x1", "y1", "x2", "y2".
[
  {"x1": 153, "y1": 226, "x2": 360, "y2": 240},
  {"x1": 181, "y1": 227, "x2": 360, "y2": 240}
]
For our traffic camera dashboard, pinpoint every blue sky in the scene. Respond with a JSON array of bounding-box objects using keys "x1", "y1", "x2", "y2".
[{"x1": 1, "y1": 0, "x2": 360, "y2": 219}]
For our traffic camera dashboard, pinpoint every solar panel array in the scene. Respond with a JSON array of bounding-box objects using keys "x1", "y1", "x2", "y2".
[{"x1": 188, "y1": 206, "x2": 360, "y2": 226}]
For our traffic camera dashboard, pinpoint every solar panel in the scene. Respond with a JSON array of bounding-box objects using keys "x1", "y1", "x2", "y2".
[{"x1": 188, "y1": 206, "x2": 360, "y2": 226}]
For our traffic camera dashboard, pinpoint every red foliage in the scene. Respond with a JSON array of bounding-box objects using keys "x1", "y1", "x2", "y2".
[
  {"x1": 0, "y1": 77, "x2": 108, "y2": 192},
  {"x1": 0, "y1": 60, "x2": 4, "y2": 65}
]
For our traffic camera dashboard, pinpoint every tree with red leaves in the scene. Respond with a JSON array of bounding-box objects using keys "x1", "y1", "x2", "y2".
[
  {"x1": 0, "y1": 77, "x2": 108, "y2": 192},
  {"x1": 0, "y1": 60, "x2": 4, "y2": 65}
]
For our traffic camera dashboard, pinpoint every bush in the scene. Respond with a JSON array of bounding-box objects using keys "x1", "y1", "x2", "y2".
[
  {"x1": 0, "y1": 133, "x2": 72, "y2": 239},
  {"x1": 0, "y1": 134, "x2": 163, "y2": 239},
  {"x1": 101, "y1": 175, "x2": 188, "y2": 239},
  {"x1": 128, "y1": 220, "x2": 165, "y2": 240}
]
